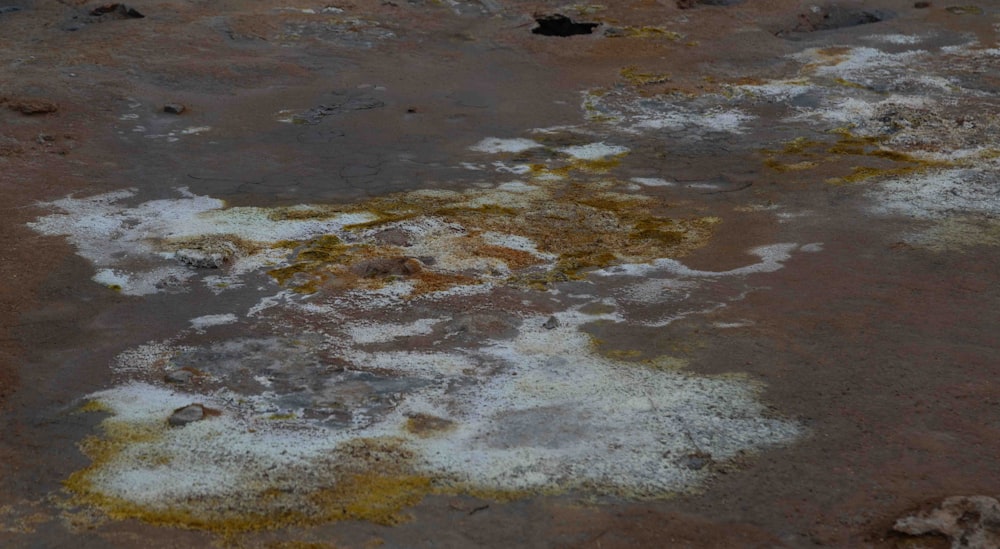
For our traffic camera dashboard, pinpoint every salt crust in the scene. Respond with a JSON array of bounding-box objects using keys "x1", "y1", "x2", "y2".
[
  {"x1": 28, "y1": 188, "x2": 375, "y2": 295},
  {"x1": 190, "y1": 314, "x2": 238, "y2": 330},
  {"x1": 469, "y1": 137, "x2": 543, "y2": 154},
  {"x1": 89, "y1": 306, "x2": 801, "y2": 506}
]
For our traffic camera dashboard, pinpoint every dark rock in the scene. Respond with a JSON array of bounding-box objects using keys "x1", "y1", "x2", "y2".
[
  {"x1": 531, "y1": 14, "x2": 598, "y2": 37},
  {"x1": 914, "y1": 1, "x2": 931, "y2": 7},
  {"x1": 542, "y1": 316, "x2": 560, "y2": 330},
  {"x1": 163, "y1": 103, "x2": 185, "y2": 114},
  {"x1": 90, "y1": 3, "x2": 144, "y2": 19}
]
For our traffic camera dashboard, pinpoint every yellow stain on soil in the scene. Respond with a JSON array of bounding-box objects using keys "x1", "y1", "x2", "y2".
[
  {"x1": 65, "y1": 407, "x2": 447, "y2": 536},
  {"x1": 258, "y1": 174, "x2": 718, "y2": 295},
  {"x1": 762, "y1": 131, "x2": 954, "y2": 182}
]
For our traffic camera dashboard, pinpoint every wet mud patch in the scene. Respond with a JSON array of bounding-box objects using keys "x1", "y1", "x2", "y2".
[{"x1": 775, "y1": 5, "x2": 894, "y2": 39}]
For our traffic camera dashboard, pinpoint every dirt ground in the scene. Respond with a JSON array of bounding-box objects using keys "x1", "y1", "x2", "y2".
[{"x1": 2, "y1": 0, "x2": 999, "y2": 547}]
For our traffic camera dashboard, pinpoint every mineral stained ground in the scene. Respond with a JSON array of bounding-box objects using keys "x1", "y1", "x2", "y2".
[{"x1": 2, "y1": 0, "x2": 1000, "y2": 548}]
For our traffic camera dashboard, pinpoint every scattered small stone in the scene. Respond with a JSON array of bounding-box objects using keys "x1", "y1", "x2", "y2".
[
  {"x1": 531, "y1": 14, "x2": 599, "y2": 37},
  {"x1": 168, "y1": 404, "x2": 209, "y2": 427},
  {"x1": 893, "y1": 496, "x2": 1000, "y2": 549},
  {"x1": 164, "y1": 369, "x2": 194, "y2": 384},
  {"x1": 542, "y1": 316, "x2": 560, "y2": 330},
  {"x1": 163, "y1": 103, "x2": 185, "y2": 114}
]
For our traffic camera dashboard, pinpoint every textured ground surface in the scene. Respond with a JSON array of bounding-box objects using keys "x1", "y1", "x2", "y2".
[{"x1": 2, "y1": 0, "x2": 999, "y2": 547}]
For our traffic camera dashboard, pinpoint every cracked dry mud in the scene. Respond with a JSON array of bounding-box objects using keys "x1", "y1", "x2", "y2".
[{"x1": 2, "y1": 1, "x2": 1000, "y2": 548}]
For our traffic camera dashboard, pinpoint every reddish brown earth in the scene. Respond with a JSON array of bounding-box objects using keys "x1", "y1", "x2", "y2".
[{"x1": 2, "y1": 0, "x2": 999, "y2": 547}]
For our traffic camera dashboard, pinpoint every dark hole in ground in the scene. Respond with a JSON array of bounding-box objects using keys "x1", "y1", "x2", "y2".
[
  {"x1": 531, "y1": 14, "x2": 598, "y2": 37},
  {"x1": 775, "y1": 6, "x2": 894, "y2": 38}
]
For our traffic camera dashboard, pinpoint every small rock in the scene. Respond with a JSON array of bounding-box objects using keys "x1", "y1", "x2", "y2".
[
  {"x1": 914, "y1": 1, "x2": 931, "y2": 7},
  {"x1": 90, "y1": 3, "x2": 144, "y2": 18},
  {"x1": 168, "y1": 404, "x2": 207, "y2": 427},
  {"x1": 531, "y1": 14, "x2": 599, "y2": 37},
  {"x1": 175, "y1": 248, "x2": 229, "y2": 269},
  {"x1": 542, "y1": 316, "x2": 560, "y2": 330},
  {"x1": 350, "y1": 256, "x2": 423, "y2": 278},
  {"x1": 3, "y1": 98, "x2": 58, "y2": 115},
  {"x1": 163, "y1": 103, "x2": 185, "y2": 114},
  {"x1": 370, "y1": 228, "x2": 411, "y2": 247},
  {"x1": 0, "y1": 6, "x2": 22, "y2": 15},
  {"x1": 36, "y1": 134, "x2": 54, "y2": 144},
  {"x1": 893, "y1": 496, "x2": 1000, "y2": 549},
  {"x1": 164, "y1": 369, "x2": 193, "y2": 384}
]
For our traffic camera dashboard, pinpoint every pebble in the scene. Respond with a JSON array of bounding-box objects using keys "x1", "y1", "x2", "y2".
[
  {"x1": 163, "y1": 103, "x2": 185, "y2": 114},
  {"x1": 542, "y1": 316, "x2": 560, "y2": 330}
]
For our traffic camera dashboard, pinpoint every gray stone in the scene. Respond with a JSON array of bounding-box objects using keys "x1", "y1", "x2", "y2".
[
  {"x1": 163, "y1": 103, "x2": 185, "y2": 114},
  {"x1": 542, "y1": 316, "x2": 560, "y2": 330},
  {"x1": 168, "y1": 404, "x2": 207, "y2": 427}
]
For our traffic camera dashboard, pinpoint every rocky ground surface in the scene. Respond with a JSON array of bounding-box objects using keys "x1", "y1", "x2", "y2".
[{"x1": 2, "y1": 0, "x2": 1000, "y2": 547}]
